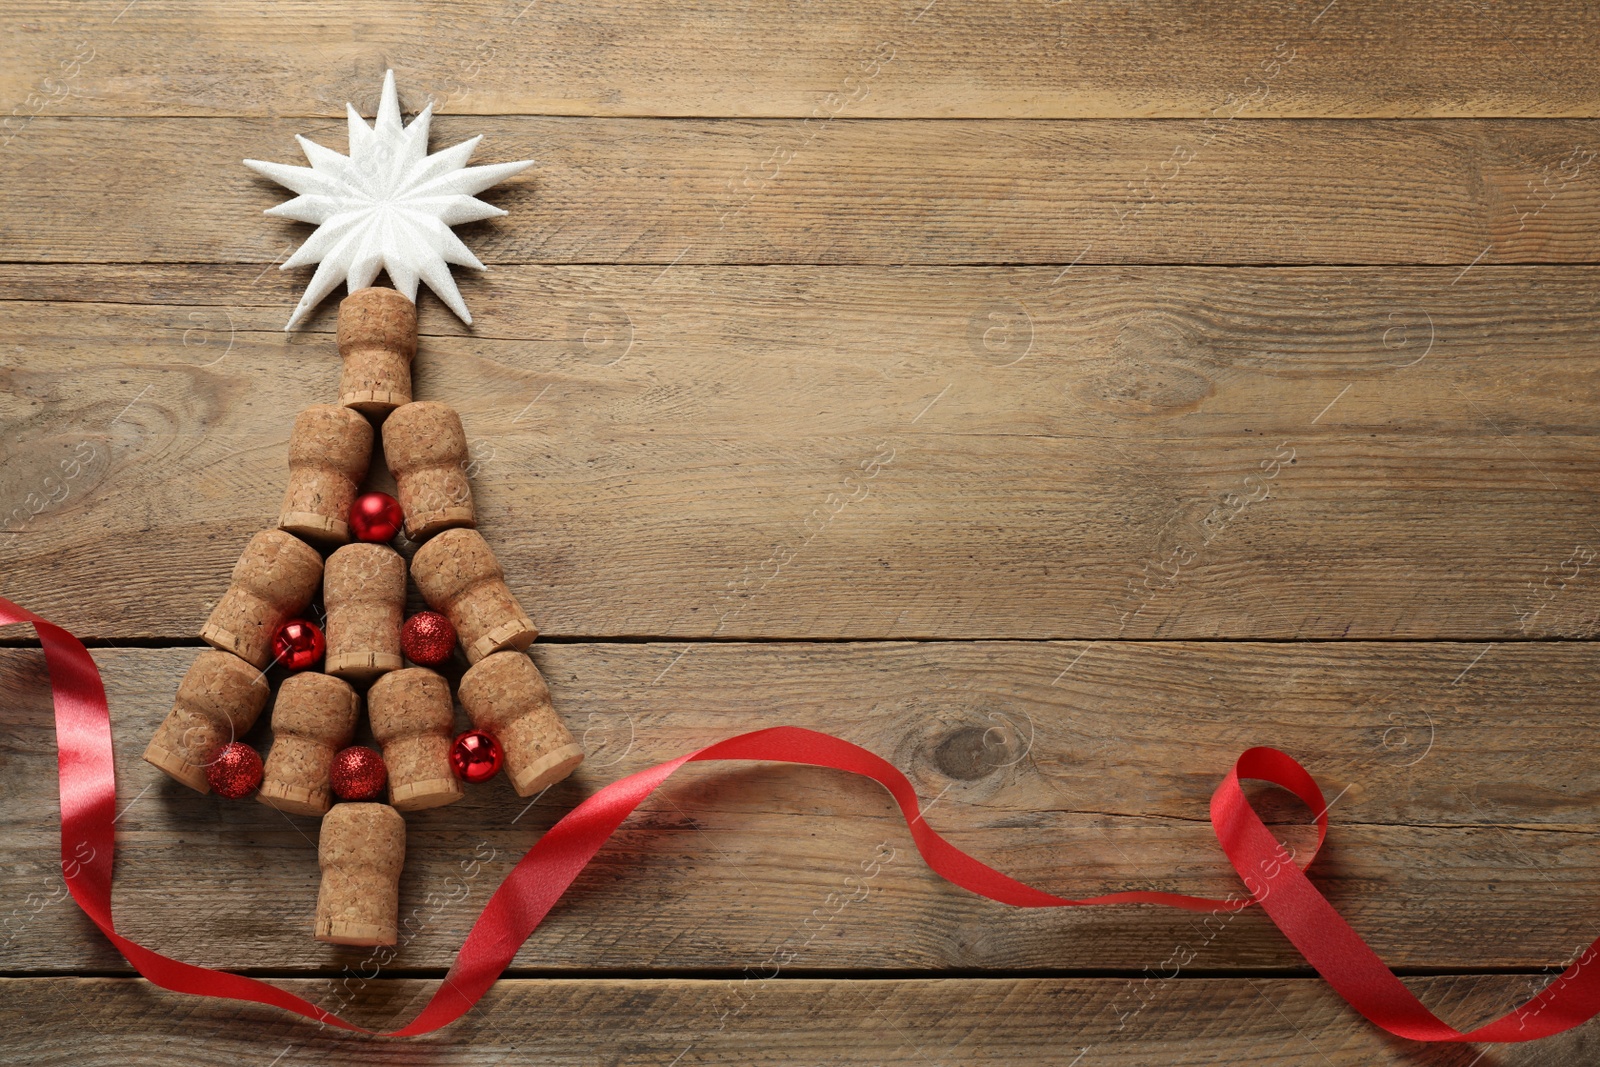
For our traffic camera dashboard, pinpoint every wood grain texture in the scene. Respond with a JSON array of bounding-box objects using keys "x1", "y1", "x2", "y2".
[
  {"x1": 2, "y1": 119, "x2": 1597, "y2": 266},
  {"x1": 3, "y1": 265, "x2": 1597, "y2": 641},
  {"x1": 7, "y1": 976, "x2": 1597, "y2": 1065},
  {"x1": 2, "y1": 1, "x2": 1597, "y2": 119},
  {"x1": 4, "y1": 0, "x2": 1599, "y2": 1054},
  {"x1": 3, "y1": 643, "x2": 1597, "y2": 974}
]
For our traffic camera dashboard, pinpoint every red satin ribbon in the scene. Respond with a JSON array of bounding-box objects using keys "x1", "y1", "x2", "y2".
[{"x1": 6, "y1": 594, "x2": 1598, "y2": 1042}]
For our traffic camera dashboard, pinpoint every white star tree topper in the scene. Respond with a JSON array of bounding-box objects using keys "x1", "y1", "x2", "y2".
[{"x1": 245, "y1": 70, "x2": 533, "y2": 329}]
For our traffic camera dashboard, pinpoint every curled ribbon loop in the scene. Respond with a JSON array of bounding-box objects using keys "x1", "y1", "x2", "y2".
[{"x1": 3, "y1": 595, "x2": 1594, "y2": 1042}]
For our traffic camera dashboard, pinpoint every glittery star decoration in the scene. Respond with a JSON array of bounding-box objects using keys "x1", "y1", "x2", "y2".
[{"x1": 245, "y1": 70, "x2": 533, "y2": 329}]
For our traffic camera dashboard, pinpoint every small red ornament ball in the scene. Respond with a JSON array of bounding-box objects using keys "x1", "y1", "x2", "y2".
[
  {"x1": 402, "y1": 610, "x2": 457, "y2": 666},
  {"x1": 206, "y1": 742, "x2": 263, "y2": 799},
  {"x1": 271, "y1": 618, "x2": 325, "y2": 671},
  {"x1": 331, "y1": 745, "x2": 388, "y2": 802},
  {"x1": 450, "y1": 729, "x2": 503, "y2": 783},
  {"x1": 349, "y1": 491, "x2": 404, "y2": 543}
]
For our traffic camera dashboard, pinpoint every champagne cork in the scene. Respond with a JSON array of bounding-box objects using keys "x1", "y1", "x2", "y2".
[
  {"x1": 337, "y1": 287, "x2": 417, "y2": 414},
  {"x1": 315, "y1": 802, "x2": 406, "y2": 946},
  {"x1": 200, "y1": 529, "x2": 324, "y2": 669},
  {"x1": 258, "y1": 672, "x2": 359, "y2": 816},
  {"x1": 382, "y1": 402, "x2": 476, "y2": 541},
  {"x1": 323, "y1": 542, "x2": 406, "y2": 680},
  {"x1": 411, "y1": 528, "x2": 537, "y2": 665},
  {"x1": 368, "y1": 668, "x2": 464, "y2": 810},
  {"x1": 278, "y1": 403, "x2": 374, "y2": 544},
  {"x1": 458, "y1": 651, "x2": 583, "y2": 797},
  {"x1": 143, "y1": 650, "x2": 270, "y2": 793}
]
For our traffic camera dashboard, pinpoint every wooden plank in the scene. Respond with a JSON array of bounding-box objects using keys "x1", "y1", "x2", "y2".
[
  {"x1": 3, "y1": 265, "x2": 1598, "y2": 641},
  {"x1": 2, "y1": 1, "x2": 1597, "y2": 120},
  {"x1": 3, "y1": 643, "x2": 1598, "y2": 975},
  {"x1": 2, "y1": 119, "x2": 1597, "y2": 266},
  {"x1": 6, "y1": 976, "x2": 1597, "y2": 1064}
]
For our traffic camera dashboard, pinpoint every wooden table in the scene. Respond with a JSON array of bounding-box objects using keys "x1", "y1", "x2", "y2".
[{"x1": 2, "y1": 3, "x2": 1597, "y2": 1064}]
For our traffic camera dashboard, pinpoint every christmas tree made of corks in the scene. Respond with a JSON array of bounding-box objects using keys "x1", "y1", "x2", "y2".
[{"x1": 142, "y1": 286, "x2": 585, "y2": 947}]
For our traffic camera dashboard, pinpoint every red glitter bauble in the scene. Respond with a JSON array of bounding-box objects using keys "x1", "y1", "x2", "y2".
[
  {"x1": 206, "y1": 742, "x2": 263, "y2": 799},
  {"x1": 450, "y1": 730, "x2": 503, "y2": 783},
  {"x1": 331, "y1": 745, "x2": 388, "y2": 801},
  {"x1": 271, "y1": 618, "x2": 325, "y2": 671},
  {"x1": 402, "y1": 610, "x2": 457, "y2": 666},
  {"x1": 349, "y1": 491, "x2": 404, "y2": 543}
]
